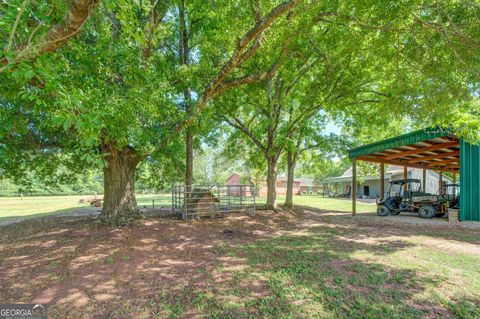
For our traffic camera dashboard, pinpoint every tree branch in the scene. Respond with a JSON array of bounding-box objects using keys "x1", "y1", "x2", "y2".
[
  {"x1": 251, "y1": 0, "x2": 262, "y2": 23},
  {"x1": 284, "y1": 57, "x2": 316, "y2": 97},
  {"x1": 223, "y1": 116, "x2": 267, "y2": 155},
  {"x1": 143, "y1": 0, "x2": 170, "y2": 59},
  {"x1": 213, "y1": 71, "x2": 272, "y2": 99},
  {"x1": 196, "y1": 0, "x2": 301, "y2": 110},
  {"x1": 6, "y1": 0, "x2": 29, "y2": 52},
  {"x1": 1, "y1": 0, "x2": 100, "y2": 73}
]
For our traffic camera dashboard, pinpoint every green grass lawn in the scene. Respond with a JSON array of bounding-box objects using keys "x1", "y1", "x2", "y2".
[
  {"x1": 202, "y1": 224, "x2": 480, "y2": 318},
  {"x1": 0, "y1": 195, "x2": 89, "y2": 221},
  {"x1": 0, "y1": 194, "x2": 374, "y2": 222},
  {"x1": 0, "y1": 194, "x2": 173, "y2": 222},
  {"x1": 136, "y1": 193, "x2": 172, "y2": 207},
  {"x1": 277, "y1": 194, "x2": 375, "y2": 213}
]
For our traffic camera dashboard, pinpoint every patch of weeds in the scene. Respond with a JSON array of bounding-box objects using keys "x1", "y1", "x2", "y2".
[
  {"x1": 163, "y1": 300, "x2": 184, "y2": 319},
  {"x1": 447, "y1": 298, "x2": 480, "y2": 319},
  {"x1": 393, "y1": 271, "x2": 404, "y2": 283},
  {"x1": 231, "y1": 271, "x2": 243, "y2": 297},
  {"x1": 122, "y1": 256, "x2": 131, "y2": 262},
  {"x1": 212, "y1": 244, "x2": 230, "y2": 256},
  {"x1": 334, "y1": 275, "x2": 346, "y2": 286},
  {"x1": 148, "y1": 290, "x2": 186, "y2": 319},
  {"x1": 192, "y1": 287, "x2": 263, "y2": 319},
  {"x1": 366, "y1": 266, "x2": 387, "y2": 286},
  {"x1": 228, "y1": 234, "x2": 431, "y2": 318},
  {"x1": 49, "y1": 260, "x2": 57, "y2": 269},
  {"x1": 247, "y1": 294, "x2": 294, "y2": 318},
  {"x1": 105, "y1": 257, "x2": 114, "y2": 265},
  {"x1": 147, "y1": 299, "x2": 162, "y2": 319}
]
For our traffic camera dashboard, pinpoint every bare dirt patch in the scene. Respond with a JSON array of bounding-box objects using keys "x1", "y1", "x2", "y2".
[{"x1": 0, "y1": 210, "x2": 299, "y2": 317}]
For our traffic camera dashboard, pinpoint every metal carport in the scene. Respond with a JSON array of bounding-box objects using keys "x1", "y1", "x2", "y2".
[{"x1": 348, "y1": 127, "x2": 480, "y2": 222}]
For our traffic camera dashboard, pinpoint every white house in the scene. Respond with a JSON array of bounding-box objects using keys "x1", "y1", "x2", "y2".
[{"x1": 321, "y1": 165, "x2": 452, "y2": 198}]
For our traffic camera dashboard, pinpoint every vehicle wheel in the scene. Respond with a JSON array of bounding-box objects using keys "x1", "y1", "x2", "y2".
[
  {"x1": 418, "y1": 205, "x2": 436, "y2": 219},
  {"x1": 435, "y1": 213, "x2": 446, "y2": 218},
  {"x1": 377, "y1": 205, "x2": 390, "y2": 217}
]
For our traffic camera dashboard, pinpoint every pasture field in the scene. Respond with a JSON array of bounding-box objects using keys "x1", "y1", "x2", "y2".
[{"x1": 0, "y1": 194, "x2": 374, "y2": 223}]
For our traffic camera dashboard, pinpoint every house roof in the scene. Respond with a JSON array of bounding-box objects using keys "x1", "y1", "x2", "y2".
[
  {"x1": 339, "y1": 165, "x2": 406, "y2": 178},
  {"x1": 226, "y1": 174, "x2": 315, "y2": 186},
  {"x1": 276, "y1": 176, "x2": 315, "y2": 186}
]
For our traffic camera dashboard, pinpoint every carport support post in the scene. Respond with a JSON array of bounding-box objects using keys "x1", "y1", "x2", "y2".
[
  {"x1": 352, "y1": 159, "x2": 357, "y2": 216},
  {"x1": 403, "y1": 166, "x2": 408, "y2": 191},
  {"x1": 423, "y1": 169, "x2": 427, "y2": 192},
  {"x1": 380, "y1": 163, "x2": 385, "y2": 200}
]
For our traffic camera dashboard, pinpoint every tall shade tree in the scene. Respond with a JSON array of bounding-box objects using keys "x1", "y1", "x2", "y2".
[
  {"x1": 177, "y1": 0, "x2": 193, "y2": 190},
  {"x1": 220, "y1": 4, "x2": 392, "y2": 208},
  {"x1": 0, "y1": 0, "x2": 303, "y2": 226}
]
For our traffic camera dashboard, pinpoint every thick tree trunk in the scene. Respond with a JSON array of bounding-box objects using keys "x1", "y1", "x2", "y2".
[
  {"x1": 185, "y1": 130, "x2": 193, "y2": 187},
  {"x1": 98, "y1": 147, "x2": 142, "y2": 226},
  {"x1": 179, "y1": 0, "x2": 193, "y2": 189},
  {"x1": 266, "y1": 157, "x2": 278, "y2": 209},
  {"x1": 285, "y1": 150, "x2": 296, "y2": 207}
]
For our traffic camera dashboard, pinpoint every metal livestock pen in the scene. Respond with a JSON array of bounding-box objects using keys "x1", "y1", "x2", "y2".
[{"x1": 172, "y1": 184, "x2": 256, "y2": 220}]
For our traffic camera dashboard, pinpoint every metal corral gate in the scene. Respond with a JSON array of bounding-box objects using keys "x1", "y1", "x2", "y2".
[{"x1": 172, "y1": 184, "x2": 256, "y2": 220}]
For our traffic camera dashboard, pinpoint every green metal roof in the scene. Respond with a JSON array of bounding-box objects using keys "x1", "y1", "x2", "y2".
[{"x1": 348, "y1": 127, "x2": 453, "y2": 159}]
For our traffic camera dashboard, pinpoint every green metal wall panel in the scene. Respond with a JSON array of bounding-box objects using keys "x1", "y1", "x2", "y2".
[
  {"x1": 460, "y1": 140, "x2": 480, "y2": 221},
  {"x1": 349, "y1": 127, "x2": 450, "y2": 158}
]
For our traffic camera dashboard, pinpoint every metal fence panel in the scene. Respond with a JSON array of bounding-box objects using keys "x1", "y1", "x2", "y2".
[{"x1": 172, "y1": 184, "x2": 256, "y2": 219}]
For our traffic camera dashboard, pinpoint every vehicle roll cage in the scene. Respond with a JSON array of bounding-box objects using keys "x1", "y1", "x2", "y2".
[{"x1": 387, "y1": 179, "x2": 422, "y2": 196}]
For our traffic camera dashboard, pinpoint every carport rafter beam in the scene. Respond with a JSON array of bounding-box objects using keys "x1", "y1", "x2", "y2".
[
  {"x1": 407, "y1": 150, "x2": 460, "y2": 163},
  {"x1": 382, "y1": 141, "x2": 459, "y2": 160},
  {"x1": 356, "y1": 155, "x2": 459, "y2": 173},
  {"x1": 444, "y1": 164, "x2": 460, "y2": 169},
  {"x1": 356, "y1": 156, "x2": 428, "y2": 170},
  {"x1": 426, "y1": 158, "x2": 459, "y2": 167}
]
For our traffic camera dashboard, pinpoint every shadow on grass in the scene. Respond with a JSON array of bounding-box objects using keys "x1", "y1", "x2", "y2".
[
  {"x1": 151, "y1": 223, "x2": 478, "y2": 318},
  {"x1": 294, "y1": 205, "x2": 480, "y2": 245},
  {"x1": 188, "y1": 233, "x2": 436, "y2": 318}
]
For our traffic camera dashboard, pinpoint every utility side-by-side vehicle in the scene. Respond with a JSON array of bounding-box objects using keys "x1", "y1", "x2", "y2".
[
  {"x1": 438, "y1": 183, "x2": 460, "y2": 210},
  {"x1": 376, "y1": 179, "x2": 448, "y2": 218}
]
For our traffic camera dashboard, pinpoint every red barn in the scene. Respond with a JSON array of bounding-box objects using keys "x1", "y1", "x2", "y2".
[
  {"x1": 226, "y1": 174, "x2": 316, "y2": 197},
  {"x1": 226, "y1": 173, "x2": 250, "y2": 196}
]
